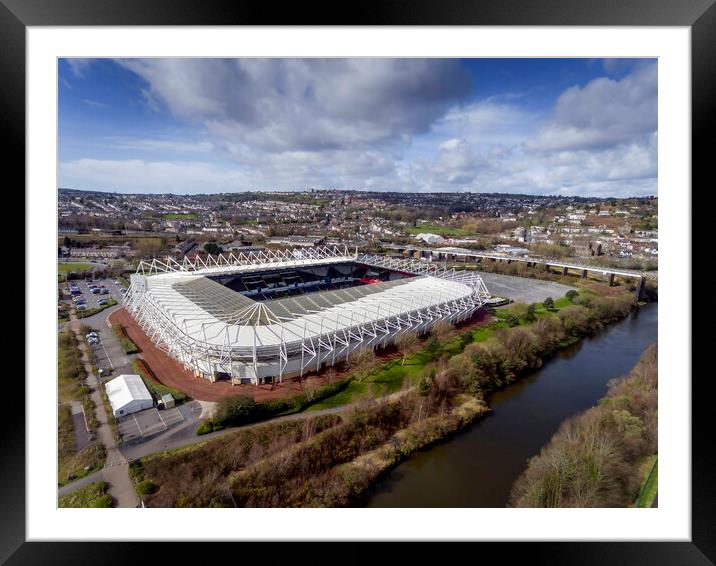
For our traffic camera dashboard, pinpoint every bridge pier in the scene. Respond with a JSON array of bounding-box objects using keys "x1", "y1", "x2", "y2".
[
  {"x1": 562, "y1": 266, "x2": 568, "y2": 276},
  {"x1": 635, "y1": 276, "x2": 645, "y2": 300},
  {"x1": 608, "y1": 273, "x2": 615, "y2": 286},
  {"x1": 581, "y1": 269, "x2": 588, "y2": 279}
]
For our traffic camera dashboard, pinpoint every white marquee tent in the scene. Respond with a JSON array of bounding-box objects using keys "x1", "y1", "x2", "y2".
[{"x1": 104, "y1": 374, "x2": 153, "y2": 418}]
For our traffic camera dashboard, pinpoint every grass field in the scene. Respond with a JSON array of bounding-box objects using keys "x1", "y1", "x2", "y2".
[
  {"x1": 404, "y1": 224, "x2": 473, "y2": 237},
  {"x1": 304, "y1": 291, "x2": 584, "y2": 411},
  {"x1": 635, "y1": 455, "x2": 658, "y2": 507},
  {"x1": 59, "y1": 480, "x2": 112, "y2": 508},
  {"x1": 58, "y1": 262, "x2": 95, "y2": 274},
  {"x1": 163, "y1": 213, "x2": 197, "y2": 220}
]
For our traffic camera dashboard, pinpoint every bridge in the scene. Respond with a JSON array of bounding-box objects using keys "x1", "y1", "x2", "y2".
[{"x1": 379, "y1": 244, "x2": 656, "y2": 298}]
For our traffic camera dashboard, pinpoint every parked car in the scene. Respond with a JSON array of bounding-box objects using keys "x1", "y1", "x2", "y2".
[
  {"x1": 97, "y1": 299, "x2": 108, "y2": 306},
  {"x1": 76, "y1": 304, "x2": 86, "y2": 310},
  {"x1": 91, "y1": 288, "x2": 101, "y2": 294},
  {"x1": 86, "y1": 332, "x2": 98, "y2": 338},
  {"x1": 101, "y1": 288, "x2": 110, "y2": 294}
]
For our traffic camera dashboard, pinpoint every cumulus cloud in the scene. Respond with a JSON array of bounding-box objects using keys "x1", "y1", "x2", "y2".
[
  {"x1": 116, "y1": 58, "x2": 473, "y2": 153},
  {"x1": 60, "y1": 59, "x2": 657, "y2": 197},
  {"x1": 526, "y1": 62, "x2": 657, "y2": 152}
]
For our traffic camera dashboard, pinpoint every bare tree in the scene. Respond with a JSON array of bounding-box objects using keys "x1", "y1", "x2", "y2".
[
  {"x1": 395, "y1": 331, "x2": 419, "y2": 365},
  {"x1": 347, "y1": 347, "x2": 376, "y2": 381},
  {"x1": 431, "y1": 320, "x2": 454, "y2": 341}
]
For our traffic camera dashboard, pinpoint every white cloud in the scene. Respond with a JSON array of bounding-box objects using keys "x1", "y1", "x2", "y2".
[
  {"x1": 116, "y1": 58, "x2": 473, "y2": 154},
  {"x1": 66, "y1": 59, "x2": 94, "y2": 78},
  {"x1": 62, "y1": 59, "x2": 657, "y2": 197},
  {"x1": 526, "y1": 62, "x2": 657, "y2": 152},
  {"x1": 82, "y1": 98, "x2": 109, "y2": 109},
  {"x1": 108, "y1": 137, "x2": 214, "y2": 154}
]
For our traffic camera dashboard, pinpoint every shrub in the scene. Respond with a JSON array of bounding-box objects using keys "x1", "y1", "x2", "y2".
[
  {"x1": 565, "y1": 289, "x2": 579, "y2": 302},
  {"x1": 543, "y1": 297, "x2": 554, "y2": 310},
  {"x1": 526, "y1": 303, "x2": 537, "y2": 322},
  {"x1": 196, "y1": 419, "x2": 225, "y2": 435},
  {"x1": 136, "y1": 479, "x2": 159, "y2": 495},
  {"x1": 425, "y1": 336, "x2": 440, "y2": 355},
  {"x1": 215, "y1": 395, "x2": 257, "y2": 426},
  {"x1": 459, "y1": 331, "x2": 474, "y2": 348}
]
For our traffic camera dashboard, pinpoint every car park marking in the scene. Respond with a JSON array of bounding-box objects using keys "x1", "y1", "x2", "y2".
[
  {"x1": 132, "y1": 413, "x2": 142, "y2": 435},
  {"x1": 156, "y1": 409, "x2": 168, "y2": 431}
]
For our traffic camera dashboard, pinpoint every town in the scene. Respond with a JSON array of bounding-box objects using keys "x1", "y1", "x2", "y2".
[{"x1": 59, "y1": 188, "x2": 657, "y2": 270}]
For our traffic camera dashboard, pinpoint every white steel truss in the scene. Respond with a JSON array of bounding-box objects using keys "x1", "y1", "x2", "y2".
[{"x1": 123, "y1": 247, "x2": 491, "y2": 384}]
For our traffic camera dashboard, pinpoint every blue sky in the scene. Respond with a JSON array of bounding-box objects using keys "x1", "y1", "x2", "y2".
[{"x1": 59, "y1": 58, "x2": 657, "y2": 196}]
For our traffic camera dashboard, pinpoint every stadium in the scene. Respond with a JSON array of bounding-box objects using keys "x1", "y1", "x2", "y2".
[{"x1": 123, "y1": 246, "x2": 491, "y2": 385}]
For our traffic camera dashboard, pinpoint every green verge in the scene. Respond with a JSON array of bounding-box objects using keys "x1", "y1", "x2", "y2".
[
  {"x1": 131, "y1": 359, "x2": 187, "y2": 405},
  {"x1": 59, "y1": 480, "x2": 113, "y2": 508},
  {"x1": 635, "y1": 456, "x2": 658, "y2": 508},
  {"x1": 404, "y1": 224, "x2": 472, "y2": 237},
  {"x1": 76, "y1": 298, "x2": 118, "y2": 319},
  {"x1": 306, "y1": 290, "x2": 586, "y2": 411},
  {"x1": 112, "y1": 323, "x2": 140, "y2": 354},
  {"x1": 58, "y1": 262, "x2": 94, "y2": 275}
]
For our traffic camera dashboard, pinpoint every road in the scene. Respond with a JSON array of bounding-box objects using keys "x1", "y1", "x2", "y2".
[{"x1": 120, "y1": 389, "x2": 411, "y2": 462}]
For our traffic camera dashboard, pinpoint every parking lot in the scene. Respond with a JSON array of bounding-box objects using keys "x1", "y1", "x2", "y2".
[
  {"x1": 65, "y1": 277, "x2": 134, "y2": 376},
  {"x1": 66, "y1": 276, "x2": 127, "y2": 315},
  {"x1": 116, "y1": 405, "x2": 191, "y2": 444},
  {"x1": 478, "y1": 272, "x2": 578, "y2": 304}
]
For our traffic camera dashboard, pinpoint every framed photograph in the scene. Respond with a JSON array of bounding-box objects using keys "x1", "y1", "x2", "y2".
[{"x1": 7, "y1": 0, "x2": 707, "y2": 563}]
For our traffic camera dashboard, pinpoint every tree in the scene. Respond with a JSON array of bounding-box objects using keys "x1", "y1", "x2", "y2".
[
  {"x1": 418, "y1": 368, "x2": 437, "y2": 396},
  {"x1": 215, "y1": 395, "x2": 257, "y2": 425},
  {"x1": 395, "y1": 331, "x2": 419, "y2": 365},
  {"x1": 203, "y1": 242, "x2": 223, "y2": 255},
  {"x1": 347, "y1": 347, "x2": 376, "y2": 380},
  {"x1": 459, "y1": 331, "x2": 474, "y2": 348},
  {"x1": 425, "y1": 335, "x2": 440, "y2": 356},
  {"x1": 431, "y1": 320, "x2": 453, "y2": 340},
  {"x1": 526, "y1": 303, "x2": 537, "y2": 322}
]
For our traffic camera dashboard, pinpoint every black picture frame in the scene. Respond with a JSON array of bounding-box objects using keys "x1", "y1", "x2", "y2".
[{"x1": 6, "y1": 1, "x2": 706, "y2": 563}]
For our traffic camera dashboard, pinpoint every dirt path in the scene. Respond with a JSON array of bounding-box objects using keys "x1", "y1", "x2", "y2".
[{"x1": 67, "y1": 312, "x2": 139, "y2": 508}]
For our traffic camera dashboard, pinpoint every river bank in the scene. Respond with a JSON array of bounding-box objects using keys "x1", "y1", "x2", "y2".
[
  {"x1": 363, "y1": 301, "x2": 657, "y2": 507},
  {"x1": 132, "y1": 285, "x2": 649, "y2": 507}
]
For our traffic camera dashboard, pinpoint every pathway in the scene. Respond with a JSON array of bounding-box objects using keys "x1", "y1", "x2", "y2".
[{"x1": 66, "y1": 311, "x2": 139, "y2": 508}]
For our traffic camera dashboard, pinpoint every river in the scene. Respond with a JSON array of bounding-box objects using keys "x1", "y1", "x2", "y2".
[{"x1": 362, "y1": 302, "x2": 658, "y2": 507}]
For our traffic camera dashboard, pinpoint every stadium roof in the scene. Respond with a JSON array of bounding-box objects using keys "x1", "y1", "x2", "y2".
[{"x1": 139, "y1": 270, "x2": 477, "y2": 348}]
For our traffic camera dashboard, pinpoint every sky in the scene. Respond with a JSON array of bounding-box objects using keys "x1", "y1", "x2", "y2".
[{"x1": 58, "y1": 58, "x2": 657, "y2": 197}]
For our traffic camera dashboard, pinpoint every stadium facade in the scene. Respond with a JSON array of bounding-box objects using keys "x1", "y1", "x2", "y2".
[{"x1": 123, "y1": 246, "x2": 491, "y2": 385}]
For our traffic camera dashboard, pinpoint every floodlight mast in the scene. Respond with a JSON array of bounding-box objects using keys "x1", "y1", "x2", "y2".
[{"x1": 124, "y1": 246, "x2": 490, "y2": 385}]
